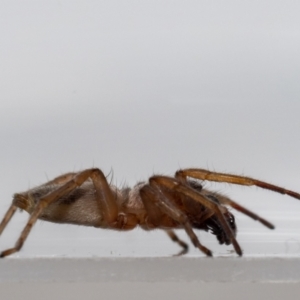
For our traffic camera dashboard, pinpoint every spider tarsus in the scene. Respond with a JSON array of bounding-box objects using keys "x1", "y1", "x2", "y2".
[
  {"x1": 204, "y1": 249, "x2": 213, "y2": 257},
  {"x1": 198, "y1": 245, "x2": 213, "y2": 257},
  {"x1": 263, "y1": 221, "x2": 275, "y2": 230},
  {"x1": 0, "y1": 248, "x2": 17, "y2": 258},
  {"x1": 233, "y1": 242, "x2": 243, "y2": 256},
  {"x1": 173, "y1": 248, "x2": 189, "y2": 256}
]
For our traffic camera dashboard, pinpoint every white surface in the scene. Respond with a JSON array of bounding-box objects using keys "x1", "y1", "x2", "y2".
[
  {"x1": 1, "y1": 282, "x2": 300, "y2": 300},
  {"x1": 1, "y1": 258, "x2": 300, "y2": 300},
  {"x1": 2, "y1": 257, "x2": 300, "y2": 283},
  {"x1": 1, "y1": 0, "x2": 300, "y2": 260}
]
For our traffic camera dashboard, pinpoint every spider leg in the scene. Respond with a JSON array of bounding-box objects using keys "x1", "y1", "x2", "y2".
[
  {"x1": 165, "y1": 230, "x2": 189, "y2": 256},
  {"x1": 218, "y1": 196, "x2": 275, "y2": 229},
  {"x1": 0, "y1": 204, "x2": 17, "y2": 236},
  {"x1": 178, "y1": 173, "x2": 275, "y2": 229},
  {"x1": 43, "y1": 172, "x2": 77, "y2": 186},
  {"x1": 0, "y1": 168, "x2": 119, "y2": 258},
  {"x1": 140, "y1": 187, "x2": 188, "y2": 254},
  {"x1": 140, "y1": 184, "x2": 213, "y2": 257},
  {"x1": 176, "y1": 168, "x2": 300, "y2": 200},
  {"x1": 150, "y1": 176, "x2": 243, "y2": 256}
]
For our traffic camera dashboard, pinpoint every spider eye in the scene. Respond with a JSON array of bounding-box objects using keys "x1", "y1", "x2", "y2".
[{"x1": 227, "y1": 212, "x2": 237, "y2": 233}]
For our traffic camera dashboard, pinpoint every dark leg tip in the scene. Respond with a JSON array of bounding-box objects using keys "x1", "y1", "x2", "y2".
[
  {"x1": 206, "y1": 251, "x2": 213, "y2": 257},
  {"x1": 0, "y1": 248, "x2": 17, "y2": 258}
]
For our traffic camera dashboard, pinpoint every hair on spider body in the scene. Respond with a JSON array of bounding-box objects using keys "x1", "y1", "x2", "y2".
[{"x1": 0, "y1": 167, "x2": 300, "y2": 258}]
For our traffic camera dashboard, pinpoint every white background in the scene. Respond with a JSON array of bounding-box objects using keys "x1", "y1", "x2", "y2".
[{"x1": 0, "y1": 1, "x2": 300, "y2": 258}]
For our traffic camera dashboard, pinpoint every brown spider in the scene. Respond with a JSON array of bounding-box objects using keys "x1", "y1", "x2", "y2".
[{"x1": 0, "y1": 168, "x2": 300, "y2": 258}]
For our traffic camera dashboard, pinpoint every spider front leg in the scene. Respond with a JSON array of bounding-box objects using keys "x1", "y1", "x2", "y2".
[
  {"x1": 176, "y1": 168, "x2": 300, "y2": 200},
  {"x1": 0, "y1": 168, "x2": 119, "y2": 258},
  {"x1": 175, "y1": 168, "x2": 300, "y2": 229},
  {"x1": 150, "y1": 176, "x2": 243, "y2": 256},
  {"x1": 175, "y1": 170, "x2": 275, "y2": 229}
]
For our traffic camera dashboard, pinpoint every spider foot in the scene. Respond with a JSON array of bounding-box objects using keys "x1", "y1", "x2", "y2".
[{"x1": 0, "y1": 248, "x2": 18, "y2": 258}]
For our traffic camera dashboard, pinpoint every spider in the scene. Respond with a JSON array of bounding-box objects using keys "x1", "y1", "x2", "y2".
[{"x1": 0, "y1": 168, "x2": 299, "y2": 258}]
